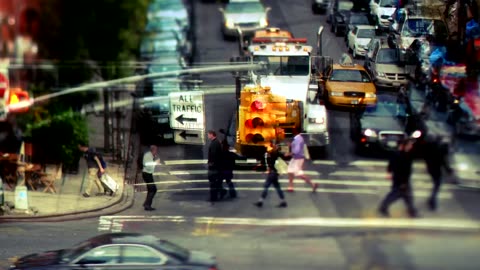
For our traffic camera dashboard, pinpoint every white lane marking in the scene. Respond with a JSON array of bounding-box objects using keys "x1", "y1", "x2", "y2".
[
  {"x1": 142, "y1": 177, "x2": 460, "y2": 190},
  {"x1": 164, "y1": 170, "x2": 320, "y2": 176},
  {"x1": 134, "y1": 186, "x2": 452, "y2": 199},
  {"x1": 164, "y1": 159, "x2": 207, "y2": 165},
  {"x1": 98, "y1": 215, "x2": 480, "y2": 232}
]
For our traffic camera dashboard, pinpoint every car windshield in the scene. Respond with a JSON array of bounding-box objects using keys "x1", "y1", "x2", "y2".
[
  {"x1": 226, "y1": 2, "x2": 264, "y2": 13},
  {"x1": 350, "y1": 15, "x2": 370, "y2": 25},
  {"x1": 376, "y1": 48, "x2": 399, "y2": 64},
  {"x1": 338, "y1": 1, "x2": 353, "y2": 11},
  {"x1": 61, "y1": 240, "x2": 96, "y2": 261},
  {"x1": 380, "y1": 0, "x2": 398, "y2": 7},
  {"x1": 402, "y1": 19, "x2": 448, "y2": 38},
  {"x1": 158, "y1": 240, "x2": 190, "y2": 261},
  {"x1": 329, "y1": 69, "x2": 371, "y2": 82},
  {"x1": 253, "y1": 55, "x2": 310, "y2": 76},
  {"x1": 357, "y1": 29, "x2": 375, "y2": 38}
]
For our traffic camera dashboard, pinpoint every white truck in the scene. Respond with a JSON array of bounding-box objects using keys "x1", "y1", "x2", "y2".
[{"x1": 227, "y1": 28, "x2": 329, "y2": 159}]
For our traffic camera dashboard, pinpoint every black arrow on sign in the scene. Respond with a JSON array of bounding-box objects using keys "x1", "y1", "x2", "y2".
[
  {"x1": 179, "y1": 130, "x2": 199, "y2": 140},
  {"x1": 175, "y1": 114, "x2": 197, "y2": 125}
]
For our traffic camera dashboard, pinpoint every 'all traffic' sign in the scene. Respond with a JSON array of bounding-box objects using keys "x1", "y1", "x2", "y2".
[{"x1": 169, "y1": 91, "x2": 205, "y2": 130}]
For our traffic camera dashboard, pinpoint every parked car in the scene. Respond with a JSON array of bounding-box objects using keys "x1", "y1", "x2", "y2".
[
  {"x1": 364, "y1": 38, "x2": 412, "y2": 89},
  {"x1": 219, "y1": 0, "x2": 271, "y2": 40},
  {"x1": 9, "y1": 233, "x2": 218, "y2": 270},
  {"x1": 369, "y1": 0, "x2": 397, "y2": 31},
  {"x1": 147, "y1": 0, "x2": 190, "y2": 31},
  {"x1": 329, "y1": 0, "x2": 354, "y2": 36},
  {"x1": 311, "y1": 0, "x2": 331, "y2": 14},
  {"x1": 347, "y1": 25, "x2": 376, "y2": 58},
  {"x1": 343, "y1": 12, "x2": 373, "y2": 43},
  {"x1": 389, "y1": 5, "x2": 449, "y2": 50}
]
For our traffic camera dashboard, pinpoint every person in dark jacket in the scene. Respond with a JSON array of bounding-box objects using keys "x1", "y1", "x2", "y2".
[
  {"x1": 207, "y1": 130, "x2": 223, "y2": 203},
  {"x1": 422, "y1": 136, "x2": 454, "y2": 211},
  {"x1": 254, "y1": 140, "x2": 287, "y2": 208},
  {"x1": 378, "y1": 139, "x2": 418, "y2": 218},
  {"x1": 220, "y1": 138, "x2": 237, "y2": 198}
]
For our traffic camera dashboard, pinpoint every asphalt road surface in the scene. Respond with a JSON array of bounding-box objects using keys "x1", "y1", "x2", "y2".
[{"x1": 1, "y1": 1, "x2": 480, "y2": 270}]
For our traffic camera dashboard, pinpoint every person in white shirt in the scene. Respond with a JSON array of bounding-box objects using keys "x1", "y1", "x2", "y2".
[{"x1": 142, "y1": 145, "x2": 161, "y2": 211}]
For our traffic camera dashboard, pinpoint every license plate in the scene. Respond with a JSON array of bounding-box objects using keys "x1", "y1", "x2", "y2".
[
  {"x1": 164, "y1": 133, "x2": 173, "y2": 139},
  {"x1": 351, "y1": 100, "x2": 359, "y2": 105},
  {"x1": 393, "y1": 83, "x2": 401, "y2": 87},
  {"x1": 387, "y1": 141, "x2": 397, "y2": 148}
]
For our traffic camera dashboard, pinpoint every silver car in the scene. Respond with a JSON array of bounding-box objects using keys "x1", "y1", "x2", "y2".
[
  {"x1": 364, "y1": 38, "x2": 411, "y2": 89},
  {"x1": 219, "y1": 0, "x2": 271, "y2": 40}
]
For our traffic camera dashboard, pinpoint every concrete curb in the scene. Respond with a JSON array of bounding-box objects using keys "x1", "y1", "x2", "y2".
[{"x1": 0, "y1": 185, "x2": 135, "y2": 223}]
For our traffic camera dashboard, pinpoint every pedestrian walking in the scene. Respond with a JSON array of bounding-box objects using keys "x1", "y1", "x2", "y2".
[
  {"x1": 78, "y1": 143, "x2": 105, "y2": 197},
  {"x1": 378, "y1": 139, "x2": 418, "y2": 218},
  {"x1": 254, "y1": 140, "x2": 287, "y2": 208},
  {"x1": 286, "y1": 128, "x2": 318, "y2": 192},
  {"x1": 219, "y1": 137, "x2": 237, "y2": 198},
  {"x1": 422, "y1": 136, "x2": 454, "y2": 211},
  {"x1": 207, "y1": 130, "x2": 224, "y2": 203},
  {"x1": 142, "y1": 145, "x2": 161, "y2": 211}
]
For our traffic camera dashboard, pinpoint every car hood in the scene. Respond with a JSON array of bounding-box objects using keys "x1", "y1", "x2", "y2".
[
  {"x1": 360, "y1": 116, "x2": 405, "y2": 132},
  {"x1": 356, "y1": 38, "x2": 372, "y2": 47},
  {"x1": 13, "y1": 249, "x2": 66, "y2": 268},
  {"x1": 258, "y1": 76, "x2": 309, "y2": 101},
  {"x1": 401, "y1": 36, "x2": 425, "y2": 49},
  {"x1": 187, "y1": 250, "x2": 217, "y2": 266},
  {"x1": 225, "y1": 12, "x2": 266, "y2": 23},
  {"x1": 376, "y1": 64, "x2": 407, "y2": 74},
  {"x1": 327, "y1": 81, "x2": 375, "y2": 92}
]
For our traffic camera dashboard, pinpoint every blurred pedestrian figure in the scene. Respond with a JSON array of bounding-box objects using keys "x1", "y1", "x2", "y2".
[
  {"x1": 142, "y1": 145, "x2": 161, "y2": 211},
  {"x1": 78, "y1": 143, "x2": 105, "y2": 198},
  {"x1": 219, "y1": 130, "x2": 237, "y2": 198},
  {"x1": 286, "y1": 128, "x2": 318, "y2": 192},
  {"x1": 422, "y1": 136, "x2": 454, "y2": 211},
  {"x1": 254, "y1": 140, "x2": 288, "y2": 208},
  {"x1": 379, "y1": 139, "x2": 418, "y2": 218},
  {"x1": 207, "y1": 130, "x2": 224, "y2": 203}
]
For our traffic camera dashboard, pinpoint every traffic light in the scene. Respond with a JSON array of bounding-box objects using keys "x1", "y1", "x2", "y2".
[
  {"x1": 6, "y1": 88, "x2": 32, "y2": 113},
  {"x1": 239, "y1": 86, "x2": 285, "y2": 145}
]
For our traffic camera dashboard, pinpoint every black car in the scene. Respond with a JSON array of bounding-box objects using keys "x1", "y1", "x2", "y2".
[
  {"x1": 312, "y1": 0, "x2": 331, "y2": 14},
  {"x1": 330, "y1": 0, "x2": 353, "y2": 36},
  {"x1": 343, "y1": 12, "x2": 373, "y2": 43},
  {"x1": 10, "y1": 233, "x2": 218, "y2": 270},
  {"x1": 349, "y1": 94, "x2": 420, "y2": 153}
]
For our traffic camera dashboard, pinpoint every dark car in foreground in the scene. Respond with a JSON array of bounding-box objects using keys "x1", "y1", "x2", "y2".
[
  {"x1": 350, "y1": 95, "x2": 420, "y2": 153},
  {"x1": 10, "y1": 233, "x2": 218, "y2": 270}
]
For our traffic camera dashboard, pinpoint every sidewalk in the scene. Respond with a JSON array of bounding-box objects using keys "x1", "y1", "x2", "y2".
[{"x1": 0, "y1": 156, "x2": 134, "y2": 222}]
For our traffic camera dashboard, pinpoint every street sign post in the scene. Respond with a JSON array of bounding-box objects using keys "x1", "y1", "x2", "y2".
[
  {"x1": 174, "y1": 130, "x2": 205, "y2": 145},
  {"x1": 169, "y1": 91, "x2": 205, "y2": 130}
]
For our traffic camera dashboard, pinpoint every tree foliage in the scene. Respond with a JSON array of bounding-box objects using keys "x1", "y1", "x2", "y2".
[
  {"x1": 16, "y1": 0, "x2": 149, "y2": 164},
  {"x1": 37, "y1": 0, "x2": 149, "y2": 81}
]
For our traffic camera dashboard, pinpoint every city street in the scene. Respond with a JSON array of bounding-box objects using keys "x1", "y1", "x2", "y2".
[{"x1": 1, "y1": 1, "x2": 480, "y2": 270}]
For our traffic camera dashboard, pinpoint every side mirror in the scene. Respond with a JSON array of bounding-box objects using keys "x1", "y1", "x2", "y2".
[
  {"x1": 265, "y1": 7, "x2": 272, "y2": 13},
  {"x1": 218, "y1": 7, "x2": 225, "y2": 13}
]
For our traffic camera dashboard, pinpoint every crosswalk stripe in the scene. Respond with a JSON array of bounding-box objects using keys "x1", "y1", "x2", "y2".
[
  {"x1": 137, "y1": 187, "x2": 451, "y2": 198},
  {"x1": 98, "y1": 215, "x2": 480, "y2": 232},
  {"x1": 143, "y1": 178, "x2": 460, "y2": 190},
  {"x1": 161, "y1": 169, "x2": 434, "y2": 180}
]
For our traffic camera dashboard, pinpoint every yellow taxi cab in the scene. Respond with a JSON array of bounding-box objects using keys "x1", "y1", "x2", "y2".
[{"x1": 323, "y1": 54, "x2": 377, "y2": 107}]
